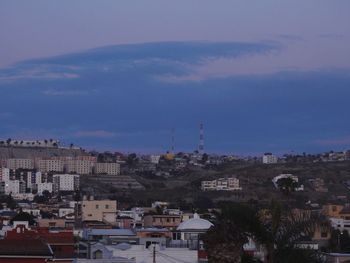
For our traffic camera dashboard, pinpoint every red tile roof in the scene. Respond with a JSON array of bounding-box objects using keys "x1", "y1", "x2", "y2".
[{"x1": 0, "y1": 238, "x2": 53, "y2": 258}]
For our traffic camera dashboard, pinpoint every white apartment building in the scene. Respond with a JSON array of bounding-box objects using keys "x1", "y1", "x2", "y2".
[
  {"x1": 262, "y1": 153, "x2": 278, "y2": 164},
  {"x1": 6, "y1": 158, "x2": 34, "y2": 170},
  {"x1": 37, "y1": 182, "x2": 53, "y2": 194},
  {"x1": 95, "y1": 162, "x2": 120, "y2": 175},
  {"x1": 201, "y1": 177, "x2": 242, "y2": 191},
  {"x1": 150, "y1": 155, "x2": 161, "y2": 164},
  {"x1": 0, "y1": 168, "x2": 10, "y2": 182},
  {"x1": 53, "y1": 174, "x2": 80, "y2": 192},
  {"x1": 37, "y1": 159, "x2": 64, "y2": 173},
  {"x1": 26, "y1": 171, "x2": 42, "y2": 189},
  {"x1": 4, "y1": 180, "x2": 26, "y2": 195},
  {"x1": 66, "y1": 160, "x2": 93, "y2": 175}
]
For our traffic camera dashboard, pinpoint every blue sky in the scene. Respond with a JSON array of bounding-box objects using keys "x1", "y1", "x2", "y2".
[{"x1": 0, "y1": 1, "x2": 350, "y2": 154}]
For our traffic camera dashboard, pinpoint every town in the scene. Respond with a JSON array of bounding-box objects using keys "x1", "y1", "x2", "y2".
[{"x1": 0, "y1": 140, "x2": 350, "y2": 262}]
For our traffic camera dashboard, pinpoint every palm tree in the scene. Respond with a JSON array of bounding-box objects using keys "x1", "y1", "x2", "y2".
[{"x1": 203, "y1": 201, "x2": 325, "y2": 263}]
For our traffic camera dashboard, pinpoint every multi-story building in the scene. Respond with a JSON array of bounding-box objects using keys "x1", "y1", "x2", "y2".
[
  {"x1": 4, "y1": 180, "x2": 26, "y2": 195},
  {"x1": 66, "y1": 160, "x2": 93, "y2": 175},
  {"x1": 37, "y1": 159, "x2": 64, "y2": 173},
  {"x1": 201, "y1": 177, "x2": 242, "y2": 191},
  {"x1": 262, "y1": 153, "x2": 278, "y2": 164},
  {"x1": 95, "y1": 162, "x2": 120, "y2": 175},
  {"x1": 81, "y1": 199, "x2": 117, "y2": 224},
  {"x1": 150, "y1": 155, "x2": 161, "y2": 164},
  {"x1": 26, "y1": 171, "x2": 42, "y2": 189},
  {"x1": 37, "y1": 182, "x2": 53, "y2": 194},
  {"x1": 6, "y1": 158, "x2": 34, "y2": 170},
  {"x1": 0, "y1": 168, "x2": 10, "y2": 182},
  {"x1": 53, "y1": 174, "x2": 79, "y2": 192},
  {"x1": 143, "y1": 215, "x2": 182, "y2": 229}
]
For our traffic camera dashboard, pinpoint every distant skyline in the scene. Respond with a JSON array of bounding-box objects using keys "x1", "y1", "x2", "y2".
[{"x1": 0, "y1": 1, "x2": 350, "y2": 154}]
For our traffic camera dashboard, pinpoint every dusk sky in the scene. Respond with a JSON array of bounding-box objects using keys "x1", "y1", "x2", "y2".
[{"x1": 1, "y1": 1, "x2": 350, "y2": 155}]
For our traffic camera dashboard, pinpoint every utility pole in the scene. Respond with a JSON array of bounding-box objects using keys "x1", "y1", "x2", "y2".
[{"x1": 153, "y1": 245, "x2": 156, "y2": 263}]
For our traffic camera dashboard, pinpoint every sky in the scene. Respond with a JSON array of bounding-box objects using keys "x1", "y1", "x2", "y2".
[{"x1": 0, "y1": 1, "x2": 350, "y2": 155}]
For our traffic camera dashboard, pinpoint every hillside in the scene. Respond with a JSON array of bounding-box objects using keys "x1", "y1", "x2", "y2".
[{"x1": 0, "y1": 146, "x2": 89, "y2": 159}]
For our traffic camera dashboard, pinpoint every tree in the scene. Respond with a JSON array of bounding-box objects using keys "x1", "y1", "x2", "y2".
[
  {"x1": 277, "y1": 177, "x2": 298, "y2": 195},
  {"x1": 10, "y1": 211, "x2": 36, "y2": 226},
  {"x1": 203, "y1": 201, "x2": 325, "y2": 263}
]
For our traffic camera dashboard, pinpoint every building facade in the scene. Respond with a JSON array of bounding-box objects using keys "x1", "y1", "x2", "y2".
[
  {"x1": 82, "y1": 200, "x2": 117, "y2": 224},
  {"x1": 95, "y1": 162, "x2": 120, "y2": 175},
  {"x1": 201, "y1": 177, "x2": 242, "y2": 191},
  {"x1": 53, "y1": 174, "x2": 80, "y2": 192}
]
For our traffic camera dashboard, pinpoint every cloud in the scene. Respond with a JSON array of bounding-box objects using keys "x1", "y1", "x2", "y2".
[
  {"x1": 0, "y1": 42, "x2": 350, "y2": 154},
  {"x1": 42, "y1": 89, "x2": 90, "y2": 96},
  {"x1": 24, "y1": 41, "x2": 279, "y2": 65},
  {"x1": 0, "y1": 66, "x2": 79, "y2": 83}
]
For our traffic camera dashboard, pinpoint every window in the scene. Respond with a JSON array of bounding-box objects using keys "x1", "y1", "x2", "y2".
[
  {"x1": 96, "y1": 205, "x2": 99, "y2": 209},
  {"x1": 105, "y1": 205, "x2": 109, "y2": 209}
]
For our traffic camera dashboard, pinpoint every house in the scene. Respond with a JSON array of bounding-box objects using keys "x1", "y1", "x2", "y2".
[
  {"x1": 82, "y1": 200, "x2": 117, "y2": 225},
  {"x1": 201, "y1": 177, "x2": 242, "y2": 191},
  {"x1": 136, "y1": 228, "x2": 171, "y2": 247},
  {"x1": 143, "y1": 215, "x2": 181, "y2": 229},
  {"x1": 262, "y1": 153, "x2": 278, "y2": 164},
  {"x1": 0, "y1": 225, "x2": 53, "y2": 263},
  {"x1": 0, "y1": 238, "x2": 53, "y2": 263},
  {"x1": 3, "y1": 224, "x2": 75, "y2": 262},
  {"x1": 83, "y1": 228, "x2": 137, "y2": 244},
  {"x1": 36, "y1": 227, "x2": 75, "y2": 262}
]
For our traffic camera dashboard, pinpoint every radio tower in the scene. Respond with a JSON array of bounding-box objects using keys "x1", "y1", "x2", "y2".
[
  {"x1": 199, "y1": 122, "x2": 204, "y2": 154},
  {"x1": 171, "y1": 128, "x2": 175, "y2": 153}
]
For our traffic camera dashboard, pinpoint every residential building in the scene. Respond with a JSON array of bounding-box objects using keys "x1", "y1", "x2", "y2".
[
  {"x1": 6, "y1": 158, "x2": 34, "y2": 170},
  {"x1": 95, "y1": 162, "x2": 120, "y2": 175},
  {"x1": 67, "y1": 159, "x2": 93, "y2": 175},
  {"x1": 4, "y1": 180, "x2": 26, "y2": 195},
  {"x1": 26, "y1": 171, "x2": 42, "y2": 189},
  {"x1": 82, "y1": 200, "x2": 117, "y2": 224},
  {"x1": 38, "y1": 219, "x2": 67, "y2": 228},
  {"x1": 0, "y1": 168, "x2": 10, "y2": 182},
  {"x1": 37, "y1": 159, "x2": 64, "y2": 173},
  {"x1": 59, "y1": 208, "x2": 75, "y2": 218},
  {"x1": 53, "y1": 174, "x2": 80, "y2": 192},
  {"x1": 143, "y1": 215, "x2": 181, "y2": 229},
  {"x1": 201, "y1": 177, "x2": 242, "y2": 191},
  {"x1": 262, "y1": 153, "x2": 278, "y2": 164},
  {"x1": 0, "y1": 225, "x2": 53, "y2": 263},
  {"x1": 37, "y1": 182, "x2": 53, "y2": 195},
  {"x1": 150, "y1": 155, "x2": 161, "y2": 164}
]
